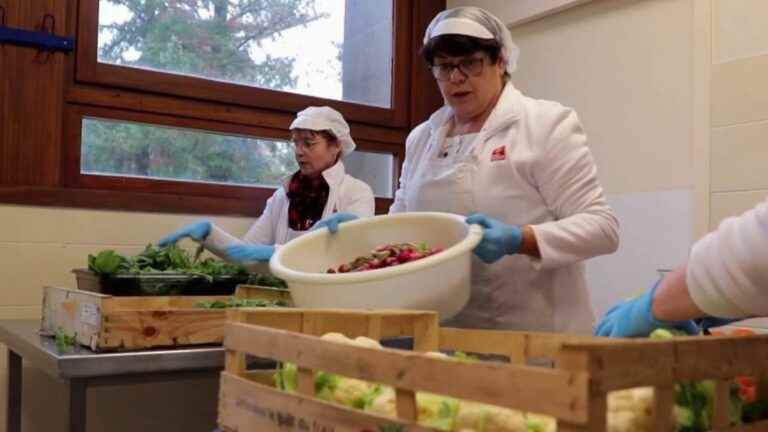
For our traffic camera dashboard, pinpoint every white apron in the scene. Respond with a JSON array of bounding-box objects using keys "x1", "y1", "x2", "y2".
[{"x1": 404, "y1": 125, "x2": 567, "y2": 331}]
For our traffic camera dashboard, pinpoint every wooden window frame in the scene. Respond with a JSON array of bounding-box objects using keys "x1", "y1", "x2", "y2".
[
  {"x1": 62, "y1": 104, "x2": 402, "y2": 216},
  {"x1": 0, "y1": 0, "x2": 444, "y2": 217},
  {"x1": 75, "y1": 0, "x2": 413, "y2": 129}
]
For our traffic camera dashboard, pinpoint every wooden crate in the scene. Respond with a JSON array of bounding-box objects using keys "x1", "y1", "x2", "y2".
[
  {"x1": 234, "y1": 284, "x2": 293, "y2": 306},
  {"x1": 40, "y1": 284, "x2": 290, "y2": 352},
  {"x1": 218, "y1": 308, "x2": 768, "y2": 432}
]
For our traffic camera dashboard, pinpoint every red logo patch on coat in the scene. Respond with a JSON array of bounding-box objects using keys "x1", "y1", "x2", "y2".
[{"x1": 491, "y1": 145, "x2": 506, "y2": 161}]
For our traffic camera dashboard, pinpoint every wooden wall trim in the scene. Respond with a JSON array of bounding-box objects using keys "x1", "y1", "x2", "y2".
[
  {"x1": 410, "y1": 0, "x2": 446, "y2": 128},
  {"x1": 0, "y1": 186, "x2": 393, "y2": 217},
  {"x1": 392, "y1": 0, "x2": 414, "y2": 127},
  {"x1": 0, "y1": 186, "x2": 265, "y2": 216},
  {"x1": 65, "y1": 86, "x2": 409, "y2": 146},
  {"x1": 0, "y1": 0, "x2": 67, "y2": 187}
]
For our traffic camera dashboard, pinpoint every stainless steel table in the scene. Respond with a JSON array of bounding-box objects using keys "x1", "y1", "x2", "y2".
[{"x1": 0, "y1": 319, "x2": 225, "y2": 432}]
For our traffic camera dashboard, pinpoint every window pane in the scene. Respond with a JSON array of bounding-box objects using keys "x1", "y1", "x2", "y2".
[
  {"x1": 81, "y1": 117, "x2": 393, "y2": 197},
  {"x1": 97, "y1": 0, "x2": 393, "y2": 108},
  {"x1": 344, "y1": 151, "x2": 393, "y2": 198},
  {"x1": 82, "y1": 118, "x2": 297, "y2": 187}
]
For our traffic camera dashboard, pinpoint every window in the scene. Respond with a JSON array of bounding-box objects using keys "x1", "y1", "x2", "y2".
[
  {"x1": 79, "y1": 116, "x2": 395, "y2": 197},
  {"x1": 78, "y1": 0, "x2": 410, "y2": 126},
  {"x1": 82, "y1": 117, "x2": 298, "y2": 188},
  {"x1": 97, "y1": 0, "x2": 393, "y2": 108},
  {"x1": 344, "y1": 152, "x2": 394, "y2": 198},
  {"x1": 46, "y1": 1, "x2": 445, "y2": 216}
]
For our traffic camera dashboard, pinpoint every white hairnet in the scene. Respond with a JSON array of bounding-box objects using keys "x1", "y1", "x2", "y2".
[
  {"x1": 423, "y1": 7, "x2": 520, "y2": 74},
  {"x1": 289, "y1": 106, "x2": 356, "y2": 156}
]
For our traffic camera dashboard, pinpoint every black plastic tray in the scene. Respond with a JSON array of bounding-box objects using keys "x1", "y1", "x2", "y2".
[{"x1": 73, "y1": 269, "x2": 247, "y2": 296}]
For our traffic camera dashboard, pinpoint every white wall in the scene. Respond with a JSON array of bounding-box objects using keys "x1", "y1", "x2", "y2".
[
  {"x1": 588, "y1": 190, "x2": 692, "y2": 315},
  {"x1": 507, "y1": 0, "x2": 694, "y2": 195},
  {"x1": 448, "y1": 0, "x2": 594, "y2": 26},
  {"x1": 709, "y1": 0, "x2": 768, "y2": 227}
]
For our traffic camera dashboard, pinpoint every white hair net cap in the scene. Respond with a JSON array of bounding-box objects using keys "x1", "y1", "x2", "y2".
[
  {"x1": 289, "y1": 106, "x2": 356, "y2": 156},
  {"x1": 423, "y1": 7, "x2": 520, "y2": 74}
]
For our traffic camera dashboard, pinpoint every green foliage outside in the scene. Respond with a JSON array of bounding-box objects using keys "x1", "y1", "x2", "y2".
[{"x1": 84, "y1": 0, "x2": 332, "y2": 185}]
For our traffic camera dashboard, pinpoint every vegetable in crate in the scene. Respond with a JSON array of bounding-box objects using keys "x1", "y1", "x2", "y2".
[
  {"x1": 85, "y1": 244, "x2": 261, "y2": 295},
  {"x1": 274, "y1": 333, "x2": 547, "y2": 432},
  {"x1": 650, "y1": 328, "x2": 744, "y2": 431},
  {"x1": 87, "y1": 244, "x2": 248, "y2": 277},
  {"x1": 273, "y1": 330, "x2": 760, "y2": 432},
  {"x1": 194, "y1": 298, "x2": 288, "y2": 309},
  {"x1": 246, "y1": 273, "x2": 288, "y2": 288},
  {"x1": 326, "y1": 242, "x2": 444, "y2": 273},
  {"x1": 54, "y1": 328, "x2": 77, "y2": 353},
  {"x1": 88, "y1": 250, "x2": 129, "y2": 275}
]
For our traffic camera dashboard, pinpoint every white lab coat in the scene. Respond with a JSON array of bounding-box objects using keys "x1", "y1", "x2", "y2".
[
  {"x1": 687, "y1": 197, "x2": 768, "y2": 318},
  {"x1": 203, "y1": 161, "x2": 375, "y2": 258},
  {"x1": 391, "y1": 83, "x2": 619, "y2": 334}
]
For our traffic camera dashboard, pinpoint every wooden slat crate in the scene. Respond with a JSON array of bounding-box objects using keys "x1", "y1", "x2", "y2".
[
  {"x1": 218, "y1": 308, "x2": 768, "y2": 432},
  {"x1": 234, "y1": 284, "x2": 293, "y2": 306},
  {"x1": 40, "y1": 284, "x2": 290, "y2": 351}
]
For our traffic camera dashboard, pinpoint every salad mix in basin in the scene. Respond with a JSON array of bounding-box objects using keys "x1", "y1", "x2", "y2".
[{"x1": 326, "y1": 242, "x2": 444, "y2": 274}]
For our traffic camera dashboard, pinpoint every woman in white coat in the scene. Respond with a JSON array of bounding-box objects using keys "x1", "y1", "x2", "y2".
[
  {"x1": 318, "y1": 7, "x2": 619, "y2": 334},
  {"x1": 157, "y1": 106, "x2": 375, "y2": 263},
  {"x1": 595, "y1": 197, "x2": 768, "y2": 338}
]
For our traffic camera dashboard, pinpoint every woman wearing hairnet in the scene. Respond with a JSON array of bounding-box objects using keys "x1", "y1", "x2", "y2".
[
  {"x1": 317, "y1": 7, "x2": 619, "y2": 334},
  {"x1": 157, "y1": 106, "x2": 375, "y2": 263}
]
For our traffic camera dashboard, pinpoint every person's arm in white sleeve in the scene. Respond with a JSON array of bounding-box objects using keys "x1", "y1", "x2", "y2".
[
  {"x1": 650, "y1": 197, "x2": 768, "y2": 322},
  {"x1": 595, "y1": 198, "x2": 768, "y2": 337},
  {"x1": 529, "y1": 109, "x2": 619, "y2": 269},
  {"x1": 201, "y1": 191, "x2": 281, "y2": 259},
  {"x1": 680, "y1": 198, "x2": 768, "y2": 318}
]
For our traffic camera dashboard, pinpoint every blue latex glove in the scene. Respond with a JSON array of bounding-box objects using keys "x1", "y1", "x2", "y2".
[
  {"x1": 465, "y1": 213, "x2": 523, "y2": 264},
  {"x1": 158, "y1": 220, "x2": 211, "y2": 247},
  {"x1": 311, "y1": 212, "x2": 359, "y2": 234},
  {"x1": 225, "y1": 244, "x2": 275, "y2": 263},
  {"x1": 594, "y1": 281, "x2": 700, "y2": 338}
]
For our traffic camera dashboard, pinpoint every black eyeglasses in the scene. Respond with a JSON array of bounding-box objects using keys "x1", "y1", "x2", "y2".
[{"x1": 430, "y1": 56, "x2": 486, "y2": 81}]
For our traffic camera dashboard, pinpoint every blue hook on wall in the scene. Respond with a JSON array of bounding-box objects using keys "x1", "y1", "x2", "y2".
[{"x1": 0, "y1": 11, "x2": 75, "y2": 53}]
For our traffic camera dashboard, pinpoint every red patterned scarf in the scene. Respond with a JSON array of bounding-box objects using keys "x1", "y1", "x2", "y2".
[{"x1": 286, "y1": 171, "x2": 330, "y2": 231}]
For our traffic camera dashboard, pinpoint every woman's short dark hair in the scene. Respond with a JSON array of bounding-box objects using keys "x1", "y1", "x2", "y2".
[
  {"x1": 422, "y1": 34, "x2": 503, "y2": 66},
  {"x1": 291, "y1": 129, "x2": 337, "y2": 144}
]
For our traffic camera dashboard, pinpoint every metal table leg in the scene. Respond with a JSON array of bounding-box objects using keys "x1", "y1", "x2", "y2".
[
  {"x1": 65, "y1": 378, "x2": 87, "y2": 432},
  {"x1": 6, "y1": 350, "x2": 21, "y2": 432}
]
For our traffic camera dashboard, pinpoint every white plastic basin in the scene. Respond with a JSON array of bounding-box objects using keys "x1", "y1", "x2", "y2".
[{"x1": 269, "y1": 212, "x2": 483, "y2": 320}]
